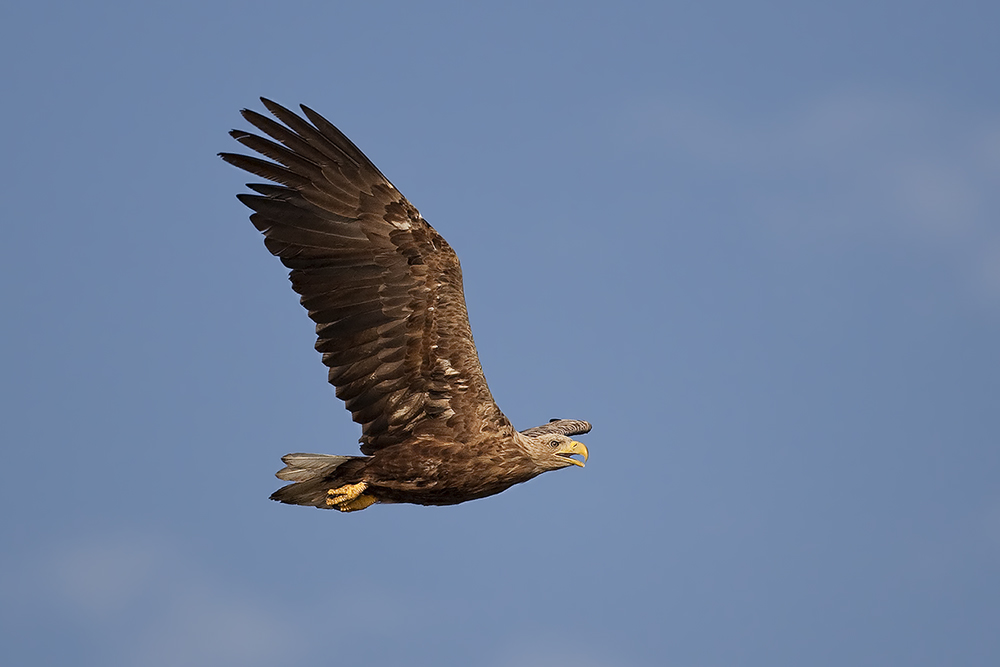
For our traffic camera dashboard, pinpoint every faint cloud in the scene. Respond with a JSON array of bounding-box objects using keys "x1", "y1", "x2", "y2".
[
  {"x1": 979, "y1": 496, "x2": 1000, "y2": 553},
  {"x1": 43, "y1": 533, "x2": 164, "y2": 618},
  {"x1": 897, "y1": 499, "x2": 1000, "y2": 615},
  {"x1": 890, "y1": 159, "x2": 980, "y2": 237},
  {"x1": 491, "y1": 650, "x2": 616, "y2": 667},
  {"x1": 489, "y1": 636, "x2": 624, "y2": 667},
  {"x1": 6, "y1": 529, "x2": 440, "y2": 666},
  {"x1": 973, "y1": 240, "x2": 1000, "y2": 301},
  {"x1": 128, "y1": 585, "x2": 290, "y2": 667},
  {"x1": 619, "y1": 90, "x2": 1000, "y2": 305},
  {"x1": 25, "y1": 532, "x2": 296, "y2": 667}
]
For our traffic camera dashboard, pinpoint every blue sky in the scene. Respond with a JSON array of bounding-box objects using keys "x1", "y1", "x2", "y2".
[{"x1": 2, "y1": 1, "x2": 998, "y2": 665}]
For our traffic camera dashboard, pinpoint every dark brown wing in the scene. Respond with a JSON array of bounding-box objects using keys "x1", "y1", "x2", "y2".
[{"x1": 220, "y1": 98, "x2": 511, "y2": 453}]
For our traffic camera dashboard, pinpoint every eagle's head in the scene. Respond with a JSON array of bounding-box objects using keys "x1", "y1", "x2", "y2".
[{"x1": 521, "y1": 432, "x2": 590, "y2": 471}]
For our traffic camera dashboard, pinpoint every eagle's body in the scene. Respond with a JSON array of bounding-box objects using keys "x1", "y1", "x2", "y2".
[
  {"x1": 274, "y1": 432, "x2": 548, "y2": 508},
  {"x1": 221, "y1": 99, "x2": 589, "y2": 512}
]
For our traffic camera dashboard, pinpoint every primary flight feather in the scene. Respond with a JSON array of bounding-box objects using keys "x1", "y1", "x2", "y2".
[{"x1": 220, "y1": 99, "x2": 590, "y2": 512}]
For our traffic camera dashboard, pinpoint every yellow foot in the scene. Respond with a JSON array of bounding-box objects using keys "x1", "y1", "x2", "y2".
[
  {"x1": 336, "y1": 494, "x2": 377, "y2": 512},
  {"x1": 326, "y1": 482, "x2": 376, "y2": 512}
]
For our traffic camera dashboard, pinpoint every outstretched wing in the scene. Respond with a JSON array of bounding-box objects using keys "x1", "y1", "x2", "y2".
[
  {"x1": 220, "y1": 99, "x2": 511, "y2": 453},
  {"x1": 519, "y1": 419, "x2": 592, "y2": 438}
]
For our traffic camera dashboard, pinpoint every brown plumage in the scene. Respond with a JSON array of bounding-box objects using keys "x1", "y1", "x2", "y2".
[{"x1": 220, "y1": 99, "x2": 590, "y2": 511}]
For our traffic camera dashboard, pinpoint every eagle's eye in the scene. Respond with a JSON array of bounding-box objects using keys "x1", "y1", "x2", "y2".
[{"x1": 549, "y1": 439, "x2": 561, "y2": 448}]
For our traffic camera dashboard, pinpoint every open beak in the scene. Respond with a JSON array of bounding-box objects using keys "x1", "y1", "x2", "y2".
[{"x1": 556, "y1": 440, "x2": 589, "y2": 467}]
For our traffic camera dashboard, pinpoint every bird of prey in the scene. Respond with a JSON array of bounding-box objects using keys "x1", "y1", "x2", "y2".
[{"x1": 220, "y1": 99, "x2": 590, "y2": 512}]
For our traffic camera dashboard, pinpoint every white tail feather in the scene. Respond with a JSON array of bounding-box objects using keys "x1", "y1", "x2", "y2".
[{"x1": 275, "y1": 453, "x2": 354, "y2": 481}]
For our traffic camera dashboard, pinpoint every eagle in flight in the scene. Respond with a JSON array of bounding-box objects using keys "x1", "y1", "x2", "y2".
[{"x1": 220, "y1": 99, "x2": 590, "y2": 512}]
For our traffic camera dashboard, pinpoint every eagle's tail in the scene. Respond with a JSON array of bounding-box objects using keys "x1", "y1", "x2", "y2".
[{"x1": 269, "y1": 453, "x2": 364, "y2": 507}]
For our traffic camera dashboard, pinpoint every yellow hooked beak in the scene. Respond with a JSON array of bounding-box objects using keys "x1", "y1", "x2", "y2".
[{"x1": 555, "y1": 440, "x2": 589, "y2": 467}]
